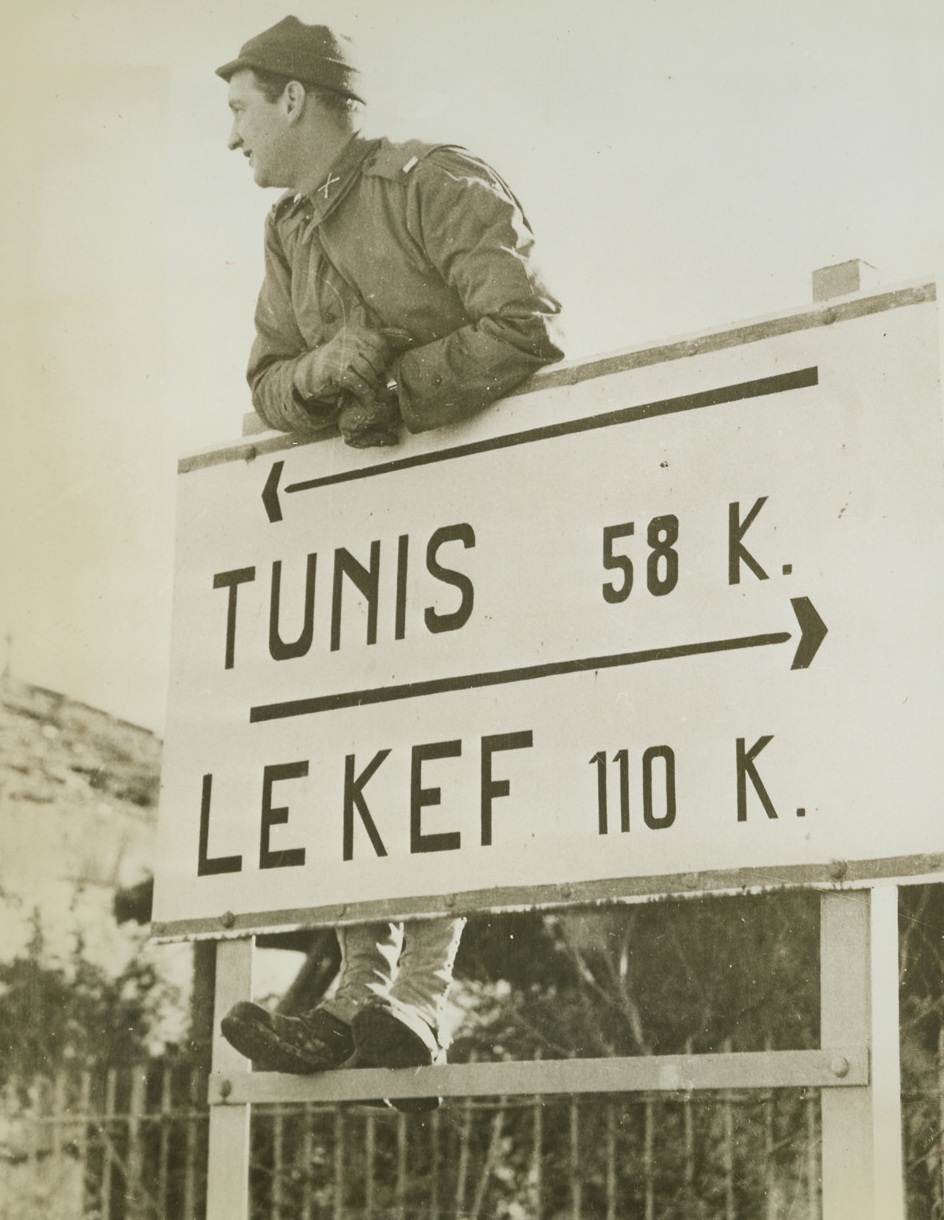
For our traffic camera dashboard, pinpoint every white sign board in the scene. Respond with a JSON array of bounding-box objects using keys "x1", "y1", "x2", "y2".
[{"x1": 153, "y1": 284, "x2": 944, "y2": 938}]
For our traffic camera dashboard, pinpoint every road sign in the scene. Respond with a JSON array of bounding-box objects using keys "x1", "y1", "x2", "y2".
[{"x1": 153, "y1": 281, "x2": 944, "y2": 939}]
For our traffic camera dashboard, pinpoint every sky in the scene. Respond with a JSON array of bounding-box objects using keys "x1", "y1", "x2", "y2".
[{"x1": 1, "y1": 0, "x2": 943, "y2": 733}]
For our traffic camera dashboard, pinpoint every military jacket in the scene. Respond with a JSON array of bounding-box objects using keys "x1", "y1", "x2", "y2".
[{"x1": 247, "y1": 135, "x2": 564, "y2": 434}]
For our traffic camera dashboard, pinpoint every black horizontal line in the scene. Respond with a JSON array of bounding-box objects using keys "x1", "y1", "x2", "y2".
[
  {"x1": 250, "y1": 631, "x2": 791, "y2": 722},
  {"x1": 284, "y1": 367, "x2": 819, "y2": 494}
]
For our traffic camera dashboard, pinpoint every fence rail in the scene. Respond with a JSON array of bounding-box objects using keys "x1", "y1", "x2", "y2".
[{"x1": 2, "y1": 1056, "x2": 943, "y2": 1220}]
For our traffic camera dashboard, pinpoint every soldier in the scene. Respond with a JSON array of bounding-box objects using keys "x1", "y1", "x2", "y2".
[{"x1": 216, "y1": 17, "x2": 562, "y2": 1107}]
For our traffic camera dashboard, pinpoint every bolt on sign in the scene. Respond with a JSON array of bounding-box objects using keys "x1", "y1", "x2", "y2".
[{"x1": 153, "y1": 281, "x2": 944, "y2": 940}]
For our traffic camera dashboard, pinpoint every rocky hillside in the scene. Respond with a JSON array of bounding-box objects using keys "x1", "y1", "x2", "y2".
[{"x1": 0, "y1": 675, "x2": 189, "y2": 1034}]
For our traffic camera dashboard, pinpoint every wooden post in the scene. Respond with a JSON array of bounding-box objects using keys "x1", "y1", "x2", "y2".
[
  {"x1": 820, "y1": 887, "x2": 904, "y2": 1220},
  {"x1": 206, "y1": 938, "x2": 254, "y2": 1220}
]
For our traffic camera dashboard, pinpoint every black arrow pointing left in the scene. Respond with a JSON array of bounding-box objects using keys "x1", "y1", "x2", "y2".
[
  {"x1": 259, "y1": 367, "x2": 818, "y2": 522},
  {"x1": 262, "y1": 460, "x2": 284, "y2": 523}
]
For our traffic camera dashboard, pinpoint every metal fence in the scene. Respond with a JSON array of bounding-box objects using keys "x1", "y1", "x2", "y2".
[
  {"x1": 249, "y1": 1088, "x2": 821, "y2": 1220},
  {"x1": 0, "y1": 1063, "x2": 208, "y2": 1220},
  {"x1": 2, "y1": 1054, "x2": 942, "y2": 1220}
]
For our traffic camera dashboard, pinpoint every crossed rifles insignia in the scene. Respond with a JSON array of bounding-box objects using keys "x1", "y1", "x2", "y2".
[{"x1": 318, "y1": 172, "x2": 341, "y2": 200}]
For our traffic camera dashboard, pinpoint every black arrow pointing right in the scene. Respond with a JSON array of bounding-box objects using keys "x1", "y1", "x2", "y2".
[
  {"x1": 250, "y1": 596, "x2": 828, "y2": 722},
  {"x1": 790, "y1": 596, "x2": 828, "y2": 669}
]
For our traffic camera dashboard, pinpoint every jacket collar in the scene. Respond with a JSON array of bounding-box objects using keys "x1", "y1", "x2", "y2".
[{"x1": 278, "y1": 135, "x2": 381, "y2": 238}]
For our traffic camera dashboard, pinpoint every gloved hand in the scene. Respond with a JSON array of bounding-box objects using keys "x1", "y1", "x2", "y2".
[
  {"x1": 338, "y1": 386, "x2": 401, "y2": 448},
  {"x1": 293, "y1": 325, "x2": 393, "y2": 405}
]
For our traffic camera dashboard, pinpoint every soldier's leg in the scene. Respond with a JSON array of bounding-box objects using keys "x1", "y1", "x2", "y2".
[
  {"x1": 389, "y1": 917, "x2": 466, "y2": 1042},
  {"x1": 345, "y1": 918, "x2": 465, "y2": 1111},
  {"x1": 348, "y1": 917, "x2": 466, "y2": 1064},
  {"x1": 220, "y1": 921, "x2": 401, "y2": 1073},
  {"x1": 319, "y1": 921, "x2": 402, "y2": 1025}
]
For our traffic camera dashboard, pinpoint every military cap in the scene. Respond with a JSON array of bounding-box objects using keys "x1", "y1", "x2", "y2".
[{"x1": 216, "y1": 17, "x2": 364, "y2": 103}]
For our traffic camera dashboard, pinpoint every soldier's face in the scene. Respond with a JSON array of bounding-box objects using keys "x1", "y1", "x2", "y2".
[{"x1": 227, "y1": 70, "x2": 293, "y2": 188}]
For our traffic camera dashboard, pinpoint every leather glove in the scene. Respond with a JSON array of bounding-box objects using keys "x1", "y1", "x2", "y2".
[
  {"x1": 338, "y1": 386, "x2": 401, "y2": 448},
  {"x1": 293, "y1": 325, "x2": 393, "y2": 405}
]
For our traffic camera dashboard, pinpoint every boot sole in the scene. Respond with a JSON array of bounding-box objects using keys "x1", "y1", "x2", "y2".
[{"x1": 221, "y1": 1002, "x2": 348, "y2": 1074}]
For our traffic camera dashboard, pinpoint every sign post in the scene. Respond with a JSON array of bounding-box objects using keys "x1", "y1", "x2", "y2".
[
  {"x1": 155, "y1": 273, "x2": 942, "y2": 1218},
  {"x1": 820, "y1": 887, "x2": 905, "y2": 1220},
  {"x1": 206, "y1": 939, "x2": 253, "y2": 1220}
]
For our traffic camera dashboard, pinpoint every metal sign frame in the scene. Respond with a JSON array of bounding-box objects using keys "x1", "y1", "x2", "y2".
[{"x1": 205, "y1": 886, "x2": 905, "y2": 1220}]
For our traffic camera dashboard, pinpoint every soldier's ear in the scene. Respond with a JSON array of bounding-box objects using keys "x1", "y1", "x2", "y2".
[{"x1": 282, "y1": 80, "x2": 308, "y2": 122}]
